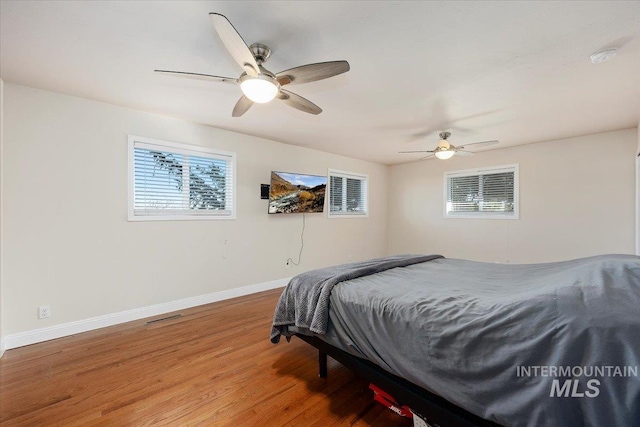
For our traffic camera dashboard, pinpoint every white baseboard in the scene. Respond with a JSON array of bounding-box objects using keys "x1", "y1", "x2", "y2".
[{"x1": 2, "y1": 277, "x2": 290, "y2": 351}]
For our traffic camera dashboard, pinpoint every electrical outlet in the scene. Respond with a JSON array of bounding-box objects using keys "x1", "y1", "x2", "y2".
[{"x1": 38, "y1": 305, "x2": 51, "y2": 319}]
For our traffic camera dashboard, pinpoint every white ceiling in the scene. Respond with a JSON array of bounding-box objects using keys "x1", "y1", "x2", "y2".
[{"x1": 1, "y1": 1, "x2": 639, "y2": 165}]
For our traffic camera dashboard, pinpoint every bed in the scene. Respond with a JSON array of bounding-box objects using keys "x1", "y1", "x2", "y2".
[{"x1": 270, "y1": 254, "x2": 640, "y2": 427}]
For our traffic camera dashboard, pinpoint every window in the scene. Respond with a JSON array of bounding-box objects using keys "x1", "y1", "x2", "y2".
[
  {"x1": 444, "y1": 164, "x2": 519, "y2": 219},
  {"x1": 128, "y1": 135, "x2": 236, "y2": 221},
  {"x1": 328, "y1": 169, "x2": 368, "y2": 217}
]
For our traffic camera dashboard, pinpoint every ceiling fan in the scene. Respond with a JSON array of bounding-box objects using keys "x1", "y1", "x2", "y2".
[
  {"x1": 155, "y1": 13, "x2": 350, "y2": 117},
  {"x1": 399, "y1": 132, "x2": 499, "y2": 160}
]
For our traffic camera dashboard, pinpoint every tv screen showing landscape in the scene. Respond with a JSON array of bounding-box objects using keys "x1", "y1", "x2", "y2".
[{"x1": 268, "y1": 171, "x2": 327, "y2": 214}]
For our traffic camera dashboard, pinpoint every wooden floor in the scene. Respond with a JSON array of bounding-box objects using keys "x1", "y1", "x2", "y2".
[{"x1": 0, "y1": 289, "x2": 412, "y2": 426}]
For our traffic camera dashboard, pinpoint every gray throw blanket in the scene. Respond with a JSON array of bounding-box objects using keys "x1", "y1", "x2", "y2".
[{"x1": 270, "y1": 254, "x2": 443, "y2": 343}]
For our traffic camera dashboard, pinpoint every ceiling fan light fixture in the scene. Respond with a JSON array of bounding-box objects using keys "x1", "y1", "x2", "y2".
[
  {"x1": 239, "y1": 74, "x2": 280, "y2": 103},
  {"x1": 398, "y1": 131, "x2": 498, "y2": 160},
  {"x1": 435, "y1": 150, "x2": 455, "y2": 160}
]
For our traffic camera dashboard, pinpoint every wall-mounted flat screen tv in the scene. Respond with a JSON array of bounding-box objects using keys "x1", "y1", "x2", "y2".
[{"x1": 268, "y1": 171, "x2": 327, "y2": 214}]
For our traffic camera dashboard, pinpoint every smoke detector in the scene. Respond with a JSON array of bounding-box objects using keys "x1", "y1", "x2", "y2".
[{"x1": 590, "y1": 48, "x2": 617, "y2": 64}]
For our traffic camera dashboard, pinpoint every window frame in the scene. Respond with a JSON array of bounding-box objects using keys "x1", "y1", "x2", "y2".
[
  {"x1": 443, "y1": 164, "x2": 519, "y2": 220},
  {"x1": 127, "y1": 135, "x2": 237, "y2": 221},
  {"x1": 327, "y1": 169, "x2": 369, "y2": 218}
]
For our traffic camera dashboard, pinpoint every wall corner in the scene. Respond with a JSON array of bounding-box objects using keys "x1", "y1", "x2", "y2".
[
  {"x1": 636, "y1": 122, "x2": 639, "y2": 255},
  {"x1": 0, "y1": 78, "x2": 4, "y2": 358}
]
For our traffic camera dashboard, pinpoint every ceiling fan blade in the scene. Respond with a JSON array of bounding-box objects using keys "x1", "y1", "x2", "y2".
[
  {"x1": 458, "y1": 139, "x2": 499, "y2": 149},
  {"x1": 277, "y1": 89, "x2": 322, "y2": 115},
  {"x1": 398, "y1": 150, "x2": 436, "y2": 154},
  {"x1": 154, "y1": 70, "x2": 236, "y2": 84},
  {"x1": 209, "y1": 13, "x2": 259, "y2": 76},
  {"x1": 232, "y1": 96, "x2": 253, "y2": 117},
  {"x1": 419, "y1": 153, "x2": 435, "y2": 160},
  {"x1": 454, "y1": 150, "x2": 475, "y2": 157},
  {"x1": 276, "y1": 61, "x2": 350, "y2": 86}
]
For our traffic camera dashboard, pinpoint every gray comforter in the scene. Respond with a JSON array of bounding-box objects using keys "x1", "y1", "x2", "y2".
[
  {"x1": 271, "y1": 254, "x2": 640, "y2": 427},
  {"x1": 270, "y1": 254, "x2": 442, "y2": 343}
]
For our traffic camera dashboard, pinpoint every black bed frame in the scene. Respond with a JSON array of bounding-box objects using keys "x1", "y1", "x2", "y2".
[{"x1": 296, "y1": 334, "x2": 502, "y2": 427}]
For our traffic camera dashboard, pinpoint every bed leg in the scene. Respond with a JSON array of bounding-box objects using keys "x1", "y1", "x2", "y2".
[{"x1": 319, "y1": 350, "x2": 328, "y2": 378}]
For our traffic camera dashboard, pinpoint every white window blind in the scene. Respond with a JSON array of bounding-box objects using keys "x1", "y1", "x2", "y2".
[
  {"x1": 445, "y1": 165, "x2": 518, "y2": 219},
  {"x1": 128, "y1": 136, "x2": 236, "y2": 220},
  {"x1": 328, "y1": 169, "x2": 368, "y2": 217}
]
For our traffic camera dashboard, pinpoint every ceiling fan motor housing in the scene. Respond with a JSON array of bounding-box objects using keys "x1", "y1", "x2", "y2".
[
  {"x1": 437, "y1": 140, "x2": 451, "y2": 150},
  {"x1": 249, "y1": 43, "x2": 272, "y2": 64}
]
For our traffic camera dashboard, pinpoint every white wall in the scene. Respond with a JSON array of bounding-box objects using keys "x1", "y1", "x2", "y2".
[
  {"x1": 388, "y1": 129, "x2": 637, "y2": 263},
  {"x1": 1, "y1": 82, "x2": 637, "y2": 350},
  {"x1": 1, "y1": 83, "x2": 388, "y2": 338},
  {"x1": 0, "y1": 79, "x2": 5, "y2": 357}
]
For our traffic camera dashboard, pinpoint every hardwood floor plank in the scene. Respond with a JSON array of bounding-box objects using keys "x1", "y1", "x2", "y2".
[{"x1": 0, "y1": 289, "x2": 411, "y2": 426}]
